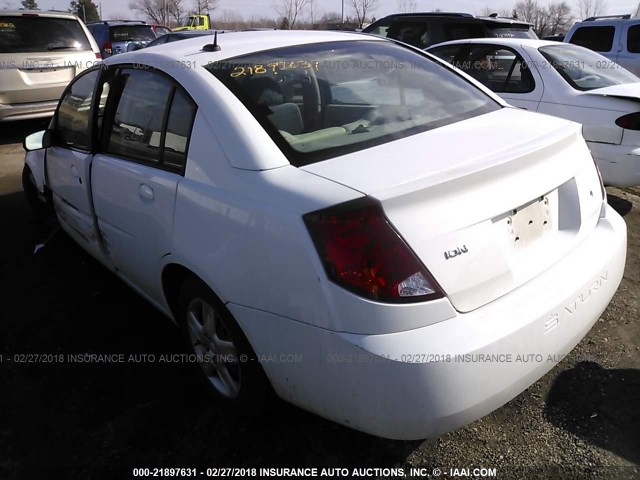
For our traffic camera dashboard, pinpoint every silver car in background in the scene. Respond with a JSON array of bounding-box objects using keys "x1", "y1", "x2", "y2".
[{"x1": 0, "y1": 10, "x2": 100, "y2": 122}]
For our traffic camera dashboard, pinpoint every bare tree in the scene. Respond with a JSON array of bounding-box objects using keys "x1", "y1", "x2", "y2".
[
  {"x1": 514, "y1": 0, "x2": 538, "y2": 22},
  {"x1": 307, "y1": 0, "x2": 316, "y2": 26},
  {"x1": 168, "y1": 0, "x2": 186, "y2": 25},
  {"x1": 130, "y1": 0, "x2": 171, "y2": 24},
  {"x1": 575, "y1": 0, "x2": 606, "y2": 19},
  {"x1": 547, "y1": 1, "x2": 572, "y2": 34},
  {"x1": 478, "y1": 6, "x2": 514, "y2": 17},
  {"x1": 397, "y1": 0, "x2": 416, "y2": 13},
  {"x1": 219, "y1": 9, "x2": 244, "y2": 29},
  {"x1": 194, "y1": 0, "x2": 219, "y2": 14},
  {"x1": 350, "y1": 0, "x2": 378, "y2": 28},
  {"x1": 275, "y1": 0, "x2": 309, "y2": 28},
  {"x1": 514, "y1": 0, "x2": 574, "y2": 36},
  {"x1": 515, "y1": 0, "x2": 550, "y2": 36}
]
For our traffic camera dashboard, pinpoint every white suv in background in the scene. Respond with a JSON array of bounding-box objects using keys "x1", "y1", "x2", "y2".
[
  {"x1": 0, "y1": 10, "x2": 101, "y2": 122},
  {"x1": 564, "y1": 14, "x2": 640, "y2": 76}
]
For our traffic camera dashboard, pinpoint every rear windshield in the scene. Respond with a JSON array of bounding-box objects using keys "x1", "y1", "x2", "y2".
[
  {"x1": 539, "y1": 44, "x2": 638, "y2": 90},
  {"x1": 206, "y1": 40, "x2": 499, "y2": 166},
  {"x1": 0, "y1": 16, "x2": 91, "y2": 53},
  {"x1": 486, "y1": 25, "x2": 537, "y2": 39},
  {"x1": 109, "y1": 25, "x2": 155, "y2": 42}
]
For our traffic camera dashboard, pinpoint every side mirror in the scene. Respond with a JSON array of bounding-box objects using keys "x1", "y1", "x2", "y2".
[{"x1": 23, "y1": 130, "x2": 52, "y2": 152}]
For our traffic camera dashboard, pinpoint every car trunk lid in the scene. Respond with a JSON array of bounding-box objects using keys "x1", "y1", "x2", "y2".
[
  {"x1": 583, "y1": 83, "x2": 640, "y2": 102},
  {"x1": 302, "y1": 108, "x2": 604, "y2": 312}
]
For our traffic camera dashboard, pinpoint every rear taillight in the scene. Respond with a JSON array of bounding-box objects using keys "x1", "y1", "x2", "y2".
[
  {"x1": 103, "y1": 42, "x2": 112, "y2": 54},
  {"x1": 304, "y1": 197, "x2": 444, "y2": 303},
  {"x1": 95, "y1": 52, "x2": 102, "y2": 59},
  {"x1": 615, "y1": 112, "x2": 640, "y2": 130}
]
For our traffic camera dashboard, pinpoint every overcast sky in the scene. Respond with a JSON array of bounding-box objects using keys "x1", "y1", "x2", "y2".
[{"x1": 3, "y1": 0, "x2": 639, "y2": 25}]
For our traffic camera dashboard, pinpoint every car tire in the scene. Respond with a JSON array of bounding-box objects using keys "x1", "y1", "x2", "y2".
[
  {"x1": 178, "y1": 276, "x2": 270, "y2": 407},
  {"x1": 22, "y1": 164, "x2": 54, "y2": 220}
]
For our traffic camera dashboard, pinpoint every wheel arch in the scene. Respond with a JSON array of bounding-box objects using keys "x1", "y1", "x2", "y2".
[
  {"x1": 161, "y1": 263, "x2": 198, "y2": 322},
  {"x1": 162, "y1": 262, "x2": 275, "y2": 399}
]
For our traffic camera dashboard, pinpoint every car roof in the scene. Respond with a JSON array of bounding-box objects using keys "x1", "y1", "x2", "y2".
[
  {"x1": 0, "y1": 10, "x2": 79, "y2": 19},
  {"x1": 371, "y1": 12, "x2": 532, "y2": 27},
  {"x1": 574, "y1": 14, "x2": 640, "y2": 25},
  {"x1": 427, "y1": 38, "x2": 564, "y2": 49},
  {"x1": 112, "y1": 30, "x2": 376, "y2": 64}
]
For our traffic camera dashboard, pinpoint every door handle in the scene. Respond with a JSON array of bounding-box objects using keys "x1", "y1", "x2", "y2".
[{"x1": 139, "y1": 184, "x2": 155, "y2": 200}]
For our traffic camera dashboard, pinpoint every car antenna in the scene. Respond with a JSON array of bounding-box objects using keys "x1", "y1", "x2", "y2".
[{"x1": 202, "y1": 31, "x2": 221, "y2": 52}]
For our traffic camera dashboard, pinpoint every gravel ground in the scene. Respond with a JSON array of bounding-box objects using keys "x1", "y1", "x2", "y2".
[{"x1": 0, "y1": 120, "x2": 639, "y2": 480}]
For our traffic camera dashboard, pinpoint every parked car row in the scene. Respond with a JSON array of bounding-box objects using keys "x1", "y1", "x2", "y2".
[
  {"x1": 0, "y1": 11, "x2": 173, "y2": 122},
  {"x1": 0, "y1": 10, "x2": 100, "y2": 122},
  {"x1": 21, "y1": 29, "x2": 627, "y2": 440},
  {"x1": 87, "y1": 20, "x2": 158, "y2": 57},
  {"x1": 426, "y1": 39, "x2": 640, "y2": 187}
]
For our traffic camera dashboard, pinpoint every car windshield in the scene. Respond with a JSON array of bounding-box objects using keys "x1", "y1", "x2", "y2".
[
  {"x1": 206, "y1": 40, "x2": 499, "y2": 166},
  {"x1": 109, "y1": 25, "x2": 155, "y2": 42},
  {"x1": 0, "y1": 16, "x2": 91, "y2": 53},
  {"x1": 539, "y1": 43, "x2": 638, "y2": 90}
]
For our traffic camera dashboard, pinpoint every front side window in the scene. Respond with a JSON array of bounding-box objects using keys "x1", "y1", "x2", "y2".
[
  {"x1": 539, "y1": 44, "x2": 638, "y2": 90},
  {"x1": 206, "y1": 40, "x2": 498, "y2": 166},
  {"x1": 56, "y1": 69, "x2": 99, "y2": 150},
  {"x1": 568, "y1": 26, "x2": 615, "y2": 52},
  {"x1": 0, "y1": 16, "x2": 91, "y2": 53},
  {"x1": 107, "y1": 68, "x2": 195, "y2": 171}
]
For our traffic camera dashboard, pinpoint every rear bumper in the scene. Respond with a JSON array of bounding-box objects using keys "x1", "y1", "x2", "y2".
[
  {"x1": 589, "y1": 142, "x2": 640, "y2": 187},
  {"x1": 0, "y1": 100, "x2": 58, "y2": 122},
  {"x1": 230, "y1": 205, "x2": 626, "y2": 440}
]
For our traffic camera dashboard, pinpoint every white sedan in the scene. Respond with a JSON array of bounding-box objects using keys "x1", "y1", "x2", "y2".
[
  {"x1": 22, "y1": 31, "x2": 626, "y2": 440},
  {"x1": 427, "y1": 38, "x2": 640, "y2": 188}
]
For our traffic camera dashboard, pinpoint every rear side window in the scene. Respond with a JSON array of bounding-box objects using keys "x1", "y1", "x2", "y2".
[
  {"x1": 569, "y1": 26, "x2": 615, "y2": 52},
  {"x1": 109, "y1": 25, "x2": 155, "y2": 42},
  {"x1": 163, "y1": 89, "x2": 197, "y2": 169},
  {"x1": 56, "y1": 69, "x2": 99, "y2": 150},
  {"x1": 0, "y1": 16, "x2": 91, "y2": 53},
  {"x1": 453, "y1": 46, "x2": 535, "y2": 93},
  {"x1": 627, "y1": 24, "x2": 640, "y2": 53},
  {"x1": 427, "y1": 44, "x2": 461, "y2": 63},
  {"x1": 107, "y1": 68, "x2": 195, "y2": 171}
]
